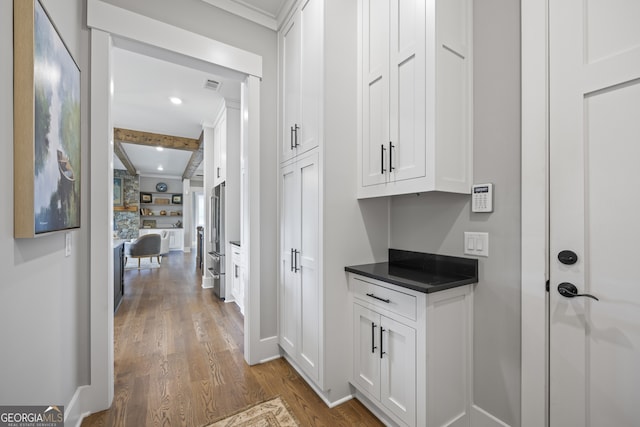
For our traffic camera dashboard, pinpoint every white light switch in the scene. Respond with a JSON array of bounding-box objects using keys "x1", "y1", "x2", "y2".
[
  {"x1": 464, "y1": 232, "x2": 489, "y2": 257},
  {"x1": 65, "y1": 232, "x2": 72, "y2": 257}
]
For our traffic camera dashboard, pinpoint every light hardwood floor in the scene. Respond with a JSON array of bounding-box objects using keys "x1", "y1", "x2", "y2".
[{"x1": 82, "y1": 251, "x2": 382, "y2": 427}]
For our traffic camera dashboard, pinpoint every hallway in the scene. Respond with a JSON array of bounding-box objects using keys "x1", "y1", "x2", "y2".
[{"x1": 82, "y1": 252, "x2": 381, "y2": 426}]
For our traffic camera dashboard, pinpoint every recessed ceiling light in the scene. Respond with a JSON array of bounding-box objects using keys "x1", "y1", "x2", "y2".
[
  {"x1": 157, "y1": 165, "x2": 164, "y2": 171},
  {"x1": 169, "y1": 96, "x2": 182, "y2": 105},
  {"x1": 156, "y1": 146, "x2": 164, "y2": 152}
]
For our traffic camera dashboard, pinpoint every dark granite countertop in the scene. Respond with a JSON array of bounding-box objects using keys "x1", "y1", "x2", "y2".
[{"x1": 345, "y1": 249, "x2": 478, "y2": 294}]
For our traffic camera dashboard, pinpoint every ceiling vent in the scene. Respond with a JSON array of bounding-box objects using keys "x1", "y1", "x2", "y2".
[{"x1": 204, "y1": 79, "x2": 221, "y2": 91}]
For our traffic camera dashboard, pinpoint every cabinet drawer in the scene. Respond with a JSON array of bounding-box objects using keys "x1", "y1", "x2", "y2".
[{"x1": 350, "y1": 276, "x2": 416, "y2": 320}]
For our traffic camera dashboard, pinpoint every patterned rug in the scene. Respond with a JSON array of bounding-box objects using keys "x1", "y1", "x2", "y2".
[{"x1": 205, "y1": 397, "x2": 299, "y2": 427}]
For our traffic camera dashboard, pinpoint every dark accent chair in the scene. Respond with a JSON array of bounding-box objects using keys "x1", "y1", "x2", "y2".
[{"x1": 124, "y1": 234, "x2": 162, "y2": 268}]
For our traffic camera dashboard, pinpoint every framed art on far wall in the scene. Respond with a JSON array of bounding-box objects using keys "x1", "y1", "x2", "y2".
[
  {"x1": 113, "y1": 178, "x2": 123, "y2": 206},
  {"x1": 14, "y1": 0, "x2": 81, "y2": 238}
]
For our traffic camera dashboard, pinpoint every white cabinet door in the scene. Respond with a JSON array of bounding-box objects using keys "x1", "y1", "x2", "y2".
[
  {"x1": 279, "y1": 150, "x2": 320, "y2": 381},
  {"x1": 281, "y1": 0, "x2": 321, "y2": 163},
  {"x1": 353, "y1": 303, "x2": 381, "y2": 400},
  {"x1": 213, "y1": 112, "x2": 227, "y2": 186},
  {"x1": 281, "y1": 13, "x2": 301, "y2": 163},
  {"x1": 297, "y1": 0, "x2": 322, "y2": 157},
  {"x1": 361, "y1": 0, "x2": 390, "y2": 188},
  {"x1": 297, "y1": 151, "x2": 319, "y2": 380},
  {"x1": 280, "y1": 161, "x2": 300, "y2": 356},
  {"x1": 380, "y1": 314, "x2": 416, "y2": 427},
  {"x1": 388, "y1": 0, "x2": 425, "y2": 183}
]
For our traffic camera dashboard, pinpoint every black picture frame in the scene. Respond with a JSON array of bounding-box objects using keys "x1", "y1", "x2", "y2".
[
  {"x1": 140, "y1": 192, "x2": 152, "y2": 203},
  {"x1": 172, "y1": 194, "x2": 182, "y2": 204}
]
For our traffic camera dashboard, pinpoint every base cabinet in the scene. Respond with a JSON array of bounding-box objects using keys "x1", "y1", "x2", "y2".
[
  {"x1": 354, "y1": 303, "x2": 416, "y2": 426},
  {"x1": 230, "y1": 244, "x2": 244, "y2": 314},
  {"x1": 349, "y1": 274, "x2": 473, "y2": 427}
]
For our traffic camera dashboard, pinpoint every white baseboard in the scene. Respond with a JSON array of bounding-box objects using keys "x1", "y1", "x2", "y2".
[
  {"x1": 282, "y1": 353, "x2": 353, "y2": 409},
  {"x1": 352, "y1": 390, "x2": 401, "y2": 427},
  {"x1": 65, "y1": 385, "x2": 91, "y2": 427},
  {"x1": 201, "y1": 276, "x2": 213, "y2": 289},
  {"x1": 471, "y1": 405, "x2": 511, "y2": 427}
]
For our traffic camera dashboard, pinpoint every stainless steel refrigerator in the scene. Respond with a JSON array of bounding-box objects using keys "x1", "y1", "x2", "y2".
[{"x1": 210, "y1": 183, "x2": 225, "y2": 299}]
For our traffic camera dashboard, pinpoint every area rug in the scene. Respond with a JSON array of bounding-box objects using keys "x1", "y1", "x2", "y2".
[
  {"x1": 124, "y1": 257, "x2": 161, "y2": 270},
  {"x1": 205, "y1": 397, "x2": 299, "y2": 427}
]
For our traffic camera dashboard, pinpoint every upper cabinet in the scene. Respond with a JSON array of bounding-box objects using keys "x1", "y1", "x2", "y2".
[
  {"x1": 280, "y1": 0, "x2": 322, "y2": 163},
  {"x1": 358, "y1": 0, "x2": 473, "y2": 198},
  {"x1": 213, "y1": 110, "x2": 227, "y2": 187}
]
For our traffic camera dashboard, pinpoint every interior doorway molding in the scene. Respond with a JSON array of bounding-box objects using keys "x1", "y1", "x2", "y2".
[
  {"x1": 521, "y1": 0, "x2": 549, "y2": 426},
  {"x1": 85, "y1": 0, "x2": 263, "y2": 414}
]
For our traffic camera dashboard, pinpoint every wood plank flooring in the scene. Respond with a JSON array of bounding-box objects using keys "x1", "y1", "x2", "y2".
[{"x1": 82, "y1": 251, "x2": 383, "y2": 427}]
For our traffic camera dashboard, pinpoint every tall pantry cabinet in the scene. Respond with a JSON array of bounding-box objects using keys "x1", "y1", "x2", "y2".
[{"x1": 278, "y1": 0, "x2": 387, "y2": 404}]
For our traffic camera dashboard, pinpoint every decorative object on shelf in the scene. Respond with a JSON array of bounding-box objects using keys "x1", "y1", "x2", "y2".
[
  {"x1": 113, "y1": 177, "x2": 123, "y2": 206},
  {"x1": 155, "y1": 198, "x2": 170, "y2": 205},
  {"x1": 140, "y1": 192, "x2": 152, "y2": 203},
  {"x1": 14, "y1": 0, "x2": 81, "y2": 238},
  {"x1": 142, "y1": 219, "x2": 156, "y2": 228},
  {"x1": 171, "y1": 194, "x2": 182, "y2": 204},
  {"x1": 170, "y1": 211, "x2": 180, "y2": 216},
  {"x1": 174, "y1": 220, "x2": 182, "y2": 228},
  {"x1": 159, "y1": 210, "x2": 167, "y2": 216},
  {"x1": 156, "y1": 182, "x2": 168, "y2": 192},
  {"x1": 140, "y1": 208, "x2": 153, "y2": 216}
]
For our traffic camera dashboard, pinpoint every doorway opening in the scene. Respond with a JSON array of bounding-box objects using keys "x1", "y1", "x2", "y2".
[{"x1": 88, "y1": 0, "x2": 264, "y2": 414}]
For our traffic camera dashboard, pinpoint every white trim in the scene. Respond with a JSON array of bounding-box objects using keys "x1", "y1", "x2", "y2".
[
  {"x1": 283, "y1": 353, "x2": 354, "y2": 408},
  {"x1": 201, "y1": 0, "x2": 278, "y2": 30},
  {"x1": 471, "y1": 405, "x2": 512, "y2": 427},
  {"x1": 64, "y1": 385, "x2": 90, "y2": 427},
  {"x1": 87, "y1": 0, "x2": 262, "y2": 78},
  {"x1": 521, "y1": 0, "x2": 549, "y2": 426},
  {"x1": 86, "y1": 2, "x2": 265, "y2": 416},
  {"x1": 86, "y1": 28, "x2": 115, "y2": 415}
]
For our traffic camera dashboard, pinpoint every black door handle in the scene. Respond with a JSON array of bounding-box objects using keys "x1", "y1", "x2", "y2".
[
  {"x1": 380, "y1": 327, "x2": 386, "y2": 359},
  {"x1": 389, "y1": 141, "x2": 395, "y2": 172},
  {"x1": 558, "y1": 282, "x2": 599, "y2": 301},
  {"x1": 380, "y1": 144, "x2": 387, "y2": 174}
]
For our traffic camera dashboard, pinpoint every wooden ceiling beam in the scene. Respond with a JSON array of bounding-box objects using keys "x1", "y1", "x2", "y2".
[
  {"x1": 114, "y1": 140, "x2": 137, "y2": 176},
  {"x1": 182, "y1": 131, "x2": 204, "y2": 179},
  {"x1": 114, "y1": 127, "x2": 200, "y2": 151}
]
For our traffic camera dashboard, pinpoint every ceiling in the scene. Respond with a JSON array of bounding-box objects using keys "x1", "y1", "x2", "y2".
[{"x1": 112, "y1": 0, "x2": 289, "y2": 178}]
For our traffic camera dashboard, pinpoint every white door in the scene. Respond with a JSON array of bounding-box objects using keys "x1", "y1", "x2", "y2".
[
  {"x1": 297, "y1": 150, "x2": 320, "y2": 380},
  {"x1": 388, "y1": 0, "x2": 425, "y2": 184},
  {"x1": 361, "y1": 0, "x2": 390, "y2": 187},
  {"x1": 297, "y1": 0, "x2": 322, "y2": 156},
  {"x1": 353, "y1": 303, "x2": 381, "y2": 399},
  {"x1": 281, "y1": 13, "x2": 301, "y2": 163},
  {"x1": 380, "y1": 314, "x2": 416, "y2": 427},
  {"x1": 549, "y1": 1, "x2": 640, "y2": 426},
  {"x1": 279, "y1": 161, "x2": 299, "y2": 355}
]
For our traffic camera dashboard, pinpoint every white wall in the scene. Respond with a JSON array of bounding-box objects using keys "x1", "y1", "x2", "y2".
[
  {"x1": 0, "y1": 0, "x2": 91, "y2": 414},
  {"x1": 101, "y1": 0, "x2": 279, "y2": 339},
  {"x1": 389, "y1": 1, "x2": 522, "y2": 425}
]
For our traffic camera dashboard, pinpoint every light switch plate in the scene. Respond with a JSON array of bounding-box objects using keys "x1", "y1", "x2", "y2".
[
  {"x1": 464, "y1": 232, "x2": 489, "y2": 257},
  {"x1": 65, "y1": 232, "x2": 72, "y2": 257}
]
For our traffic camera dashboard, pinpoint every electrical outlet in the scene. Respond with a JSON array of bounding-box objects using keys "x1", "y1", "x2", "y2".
[{"x1": 464, "y1": 232, "x2": 489, "y2": 257}]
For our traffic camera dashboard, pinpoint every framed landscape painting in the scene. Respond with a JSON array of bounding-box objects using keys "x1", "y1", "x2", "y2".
[{"x1": 14, "y1": 0, "x2": 81, "y2": 237}]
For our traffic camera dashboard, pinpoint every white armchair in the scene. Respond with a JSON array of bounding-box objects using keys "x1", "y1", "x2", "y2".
[{"x1": 158, "y1": 231, "x2": 170, "y2": 263}]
